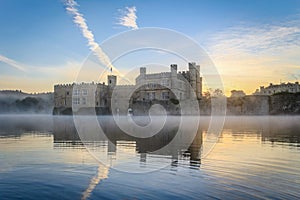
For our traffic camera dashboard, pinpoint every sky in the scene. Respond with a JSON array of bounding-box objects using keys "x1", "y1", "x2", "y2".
[{"x1": 0, "y1": 0, "x2": 300, "y2": 96}]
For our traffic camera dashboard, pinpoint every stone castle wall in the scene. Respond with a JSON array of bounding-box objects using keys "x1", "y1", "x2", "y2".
[{"x1": 53, "y1": 63, "x2": 203, "y2": 115}]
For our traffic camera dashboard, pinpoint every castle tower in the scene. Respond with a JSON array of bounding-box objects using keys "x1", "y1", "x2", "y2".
[
  {"x1": 107, "y1": 75, "x2": 117, "y2": 114},
  {"x1": 196, "y1": 64, "x2": 202, "y2": 99},
  {"x1": 108, "y1": 75, "x2": 117, "y2": 88},
  {"x1": 189, "y1": 62, "x2": 197, "y2": 97},
  {"x1": 188, "y1": 62, "x2": 202, "y2": 99},
  {"x1": 140, "y1": 67, "x2": 146, "y2": 76},
  {"x1": 140, "y1": 67, "x2": 146, "y2": 84},
  {"x1": 170, "y1": 64, "x2": 178, "y2": 97},
  {"x1": 170, "y1": 64, "x2": 177, "y2": 77},
  {"x1": 136, "y1": 67, "x2": 146, "y2": 86}
]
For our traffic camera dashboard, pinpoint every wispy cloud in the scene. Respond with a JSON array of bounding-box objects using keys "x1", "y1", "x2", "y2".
[
  {"x1": 117, "y1": 6, "x2": 138, "y2": 29},
  {"x1": 64, "y1": 0, "x2": 117, "y2": 73},
  {"x1": 203, "y1": 17, "x2": 300, "y2": 94},
  {"x1": 207, "y1": 22, "x2": 300, "y2": 58},
  {"x1": 0, "y1": 54, "x2": 26, "y2": 72}
]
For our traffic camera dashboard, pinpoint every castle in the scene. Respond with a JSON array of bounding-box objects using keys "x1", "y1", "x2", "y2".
[{"x1": 53, "y1": 62, "x2": 202, "y2": 115}]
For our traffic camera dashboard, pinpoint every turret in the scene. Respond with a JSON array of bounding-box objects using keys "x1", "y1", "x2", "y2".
[
  {"x1": 108, "y1": 75, "x2": 117, "y2": 88},
  {"x1": 170, "y1": 64, "x2": 177, "y2": 76},
  {"x1": 189, "y1": 62, "x2": 202, "y2": 99},
  {"x1": 107, "y1": 75, "x2": 117, "y2": 114},
  {"x1": 140, "y1": 67, "x2": 146, "y2": 75},
  {"x1": 189, "y1": 62, "x2": 197, "y2": 93},
  {"x1": 170, "y1": 64, "x2": 178, "y2": 91},
  {"x1": 196, "y1": 64, "x2": 202, "y2": 99}
]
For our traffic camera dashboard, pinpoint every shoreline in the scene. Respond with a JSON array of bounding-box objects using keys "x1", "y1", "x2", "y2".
[{"x1": 1, "y1": 114, "x2": 300, "y2": 117}]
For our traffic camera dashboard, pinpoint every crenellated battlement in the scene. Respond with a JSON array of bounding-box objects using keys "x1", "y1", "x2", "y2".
[
  {"x1": 115, "y1": 85, "x2": 135, "y2": 88},
  {"x1": 54, "y1": 83, "x2": 75, "y2": 88},
  {"x1": 54, "y1": 62, "x2": 203, "y2": 112},
  {"x1": 54, "y1": 82, "x2": 107, "y2": 88},
  {"x1": 178, "y1": 71, "x2": 189, "y2": 74}
]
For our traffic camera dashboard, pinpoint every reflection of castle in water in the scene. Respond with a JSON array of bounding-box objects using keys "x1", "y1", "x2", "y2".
[
  {"x1": 0, "y1": 116, "x2": 298, "y2": 146},
  {"x1": 53, "y1": 117, "x2": 203, "y2": 167}
]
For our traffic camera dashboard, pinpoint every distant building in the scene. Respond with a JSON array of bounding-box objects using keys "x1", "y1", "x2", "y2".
[
  {"x1": 53, "y1": 62, "x2": 202, "y2": 115},
  {"x1": 253, "y1": 82, "x2": 300, "y2": 96},
  {"x1": 230, "y1": 90, "x2": 246, "y2": 98}
]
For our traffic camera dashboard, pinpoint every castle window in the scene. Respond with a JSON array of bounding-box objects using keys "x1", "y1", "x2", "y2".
[
  {"x1": 82, "y1": 89, "x2": 88, "y2": 95},
  {"x1": 82, "y1": 97, "x2": 87, "y2": 105},
  {"x1": 148, "y1": 83, "x2": 155, "y2": 88},
  {"x1": 66, "y1": 91, "x2": 70, "y2": 95},
  {"x1": 72, "y1": 97, "x2": 80, "y2": 105},
  {"x1": 148, "y1": 83, "x2": 156, "y2": 88},
  {"x1": 147, "y1": 92, "x2": 155, "y2": 100},
  {"x1": 161, "y1": 79, "x2": 169, "y2": 87},
  {"x1": 74, "y1": 89, "x2": 80, "y2": 96},
  {"x1": 162, "y1": 92, "x2": 169, "y2": 100}
]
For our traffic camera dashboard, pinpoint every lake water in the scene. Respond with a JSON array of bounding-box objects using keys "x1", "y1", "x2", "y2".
[{"x1": 0, "y1": 115, "x2": 299, "y2": 199}]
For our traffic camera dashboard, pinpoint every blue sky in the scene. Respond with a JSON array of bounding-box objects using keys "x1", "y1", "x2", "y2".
[{"x1": 0, "y1": 0, "x2": 300, "y2": 95}]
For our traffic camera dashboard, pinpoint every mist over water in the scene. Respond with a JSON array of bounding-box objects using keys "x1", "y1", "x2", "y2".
[
  {"x1": 0, "y1": 92, "x2": 53, "y2": 114},
  {"x1": 0, "y1": 115, "x2": 299, "y2": 199}
]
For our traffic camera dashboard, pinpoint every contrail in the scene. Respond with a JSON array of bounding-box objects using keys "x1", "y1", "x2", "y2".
[
  {"x1": 64, "y1": 0, "x2": 120, "y2": 75},
  {"x1": 0, "y1": 54, "x2": 26, "y2": 71}
]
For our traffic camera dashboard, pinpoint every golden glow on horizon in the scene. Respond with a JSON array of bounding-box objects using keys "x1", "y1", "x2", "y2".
[
  {"x1": 1, "y1": 51, "x2": 299, "y2": 96},
  {"x1": 1, "y1": 68, "x2": 299, "y2": 96}
]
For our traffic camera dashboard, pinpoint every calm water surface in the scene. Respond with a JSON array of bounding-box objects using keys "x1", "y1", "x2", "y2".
[{"x1": 0, "y1": 115, "x2": 299, "y2": 199}]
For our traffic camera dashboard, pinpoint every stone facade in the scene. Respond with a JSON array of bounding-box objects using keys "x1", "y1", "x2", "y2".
[
  {"x1": 53, "y1": 63, "x2": 202, "y2": 115},
  {"x1": 135, "y1": 62, "x2": 202, "y2": 101},
  {"x1": 254, "y1": 82, "x2": 300, "y2": 95}
]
